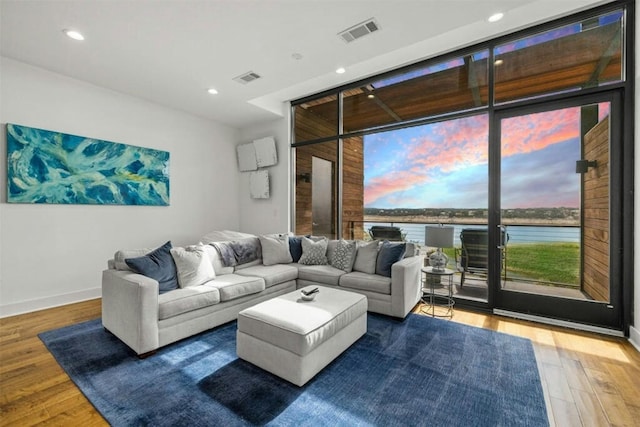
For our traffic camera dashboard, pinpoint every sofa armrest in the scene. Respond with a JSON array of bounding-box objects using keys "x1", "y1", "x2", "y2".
[
  {"x1": 389, "y1": 256, "x2": 423, "y2": 318},
  {"x1": 102, "y1": 269, "x2": 160, "y2": 355}
]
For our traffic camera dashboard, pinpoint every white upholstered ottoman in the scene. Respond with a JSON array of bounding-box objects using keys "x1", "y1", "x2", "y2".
[{"x1": 236, "y1": 285, "x2": 367, "y2": 386}]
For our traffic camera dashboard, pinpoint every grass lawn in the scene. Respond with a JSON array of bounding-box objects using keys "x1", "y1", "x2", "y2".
[
  {"x1": 441, "y1": 243, "x2": 580, "y2": 287},
  {"x1": 505, "y1": 242, "x2": 580, "y2": 286}
]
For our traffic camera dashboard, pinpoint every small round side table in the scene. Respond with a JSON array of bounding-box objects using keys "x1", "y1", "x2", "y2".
[{"x1": 421, "y1": 266, "x2": 455, "y2": 318}]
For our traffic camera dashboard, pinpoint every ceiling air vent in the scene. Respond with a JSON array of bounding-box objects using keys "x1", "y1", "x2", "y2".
[
  {"x1": 338, "y1": 18, "x2": 380, "y2": 43},
  {"x1": 233, "y1": 71, "x2": 261, "y2": 85}
]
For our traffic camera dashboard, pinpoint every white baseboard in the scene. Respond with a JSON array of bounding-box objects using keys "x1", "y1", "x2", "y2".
[
  {"x1": 0, "y1": 287, "x2": 101, "y2": 318},
  {"x1": 629, "y1": 325, "x2": 640, "y2": 353},
  {"x1": 493, "y1": 309, "x2": 625, "y2": 337}
]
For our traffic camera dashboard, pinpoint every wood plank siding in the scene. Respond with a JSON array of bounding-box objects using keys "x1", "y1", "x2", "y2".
[
  {"x1": 582, "y1": 117, "x2": 610, "y2": 302},
  {"x1": 294, "y1": 108, "x2": 364, "y2": 238}
]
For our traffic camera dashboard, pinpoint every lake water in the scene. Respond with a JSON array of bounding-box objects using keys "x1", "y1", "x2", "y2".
[{"x1": 364, "y1": 222, "x2": 579, "y2": 245}]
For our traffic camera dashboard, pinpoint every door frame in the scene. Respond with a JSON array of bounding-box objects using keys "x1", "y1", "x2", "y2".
[{"x1": 488, "y1": 90, "x2": 623, "y2": 331}]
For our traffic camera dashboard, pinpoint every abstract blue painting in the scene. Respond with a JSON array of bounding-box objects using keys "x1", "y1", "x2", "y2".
[{"x1": 6, "y1": 124, "x2": 170, "y2": 205}]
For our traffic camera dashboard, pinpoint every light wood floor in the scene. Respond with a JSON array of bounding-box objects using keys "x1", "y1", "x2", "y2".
[{"x1": 1, "y1": 299, "x2": 639, "y2": 426}]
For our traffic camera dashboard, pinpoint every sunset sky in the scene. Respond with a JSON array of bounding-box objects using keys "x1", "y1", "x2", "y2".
[{"x1": 364, "y1": 104, "x2": 609, "y2": 209}]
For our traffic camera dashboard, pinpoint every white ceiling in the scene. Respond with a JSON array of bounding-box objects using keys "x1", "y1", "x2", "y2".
[{"x1": 0, "y1": 0, "x2": 611, "y2": 129}]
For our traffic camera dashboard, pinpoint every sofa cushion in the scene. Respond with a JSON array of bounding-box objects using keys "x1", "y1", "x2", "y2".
[
  {"x1": 170, "y1": 245, "x2": 216, "y2": 288},
  {"x1": 299, "y1": 237, "x2": 328, "y2": 265},
  {"x1": 114, "y1": 248, "x2": 152, "y2": 271},
  {"x1": 352, "y1": 240, "x2": 379, "y2": 274},
  {"x1": 201, "y1": 230, "x2": 256, "y2": 244},
  {"x1": 376, "y1": 241, "x2": 407, "y2": 277},
  {"x1": 330, "y1": 239, "x2": 357, "y2": 272},
  {"x1": 340, "y1": 271, "x2": 391, "y2": 295},
  {"x1": 259, "y1": 235, "x2": 293, "y2": 266},
  {"x1": 235, "y1": 264, "x2": 298, "y2": 288},
  {"x1": 297, "y1": 264, "x2": 345, "y2": 286},
  {"x1": 125, "y1": 241, "x2": 178, "y2": 293},
  {"x1": 158, "y1": 285, "x2": 221, "y2": 320},
  {"x1": 234, "y1": 259, "x2": 263, "y2": 271},
  {"x1": 209, "y1": 273, "x2": 265, "y2": 302}
]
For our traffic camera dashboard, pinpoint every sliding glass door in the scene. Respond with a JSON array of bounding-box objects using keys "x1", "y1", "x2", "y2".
[{"x1": 492, "y1": 93, "x2": 622, "y2": 329}]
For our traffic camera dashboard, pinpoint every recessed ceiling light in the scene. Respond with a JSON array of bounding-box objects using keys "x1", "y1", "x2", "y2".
[
  {"x1": 494, "y1": 59, "x2": 504, "y2": 66},
  {"x1": 336, "y1": 67, "x2": 346, "y2": 74},
  {"x1": 367, "y1": 94, "x2": 375, "y2": 99},
  {"x1": 63, "y1": 29, "x2": 85, "y2": 41},
  {"x1": 207, "y1": 88, "x2": 218, "y2": 95},
  {"x1": 488, "y1": 12, "x2": 504, "y2": 23}
]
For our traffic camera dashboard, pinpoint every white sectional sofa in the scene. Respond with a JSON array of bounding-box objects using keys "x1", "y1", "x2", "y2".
[{"x1": 101, "y1": 231, "x2": 422, "y2": 356}]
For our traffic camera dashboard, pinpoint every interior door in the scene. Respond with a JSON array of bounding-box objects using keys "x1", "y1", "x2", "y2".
[
  {"x1": 492, "y1": 92, "x2": 622, "y2": 330},
  {"x1": 311, "y1": 156, "x2": 335, "y2": 237}
]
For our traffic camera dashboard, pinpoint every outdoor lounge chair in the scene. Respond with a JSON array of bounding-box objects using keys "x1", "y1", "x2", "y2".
[
  {"x1": 369, "y1": 225, "x2": 403, "y2": 241},
  {"x1": 456, "y1": 228, "x2": 508, "y2": 286}
]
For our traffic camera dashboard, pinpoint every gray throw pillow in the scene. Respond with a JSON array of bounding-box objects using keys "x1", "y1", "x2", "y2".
[
  {"x1": 259, "y1": 234, "x2": 293, "y2": 266},
  {"x1": 352, "y1": 240, "x2": 379, "y2": 274},
  {"x1": 298, "y1": 237, "x2": 328, "y2": 265},
  {"x1": 330, "y1": 239, "x2": 357, "y2": 272}
]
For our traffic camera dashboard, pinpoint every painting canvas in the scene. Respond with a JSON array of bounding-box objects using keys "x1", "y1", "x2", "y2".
[
  {"x1": 236, "y1": 142, "x2": 257, "y2": 171},
  {"x1": 6, "y1": 124, "x2": 170, "y2": 205},
  {"x1": 249, "y1": 170, "x2": 269, "y2": 199},
  {"x1": 253, "y1": 136, "x2": 277, "y2": 167}
]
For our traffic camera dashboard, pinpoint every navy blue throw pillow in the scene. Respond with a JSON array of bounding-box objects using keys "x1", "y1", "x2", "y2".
[
  {"x1": 288, "y1": 236, "x2": 303, "y2": 262},
  {"x1": 375, "y1": 240, "x2": 406, "y2": 277},
  {"x1": 125, "y1": 241, "x2": 178, "y2": 293}
]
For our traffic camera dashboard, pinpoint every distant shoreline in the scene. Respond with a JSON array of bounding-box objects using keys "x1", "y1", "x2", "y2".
[{"x1": 363, "y1": 215, "x2": 579, "y2": 227}]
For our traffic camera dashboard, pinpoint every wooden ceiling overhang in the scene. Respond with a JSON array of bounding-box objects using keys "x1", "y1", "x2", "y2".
[{"x1": 296, "y1": 23, "x2": 622, "y2": 136}]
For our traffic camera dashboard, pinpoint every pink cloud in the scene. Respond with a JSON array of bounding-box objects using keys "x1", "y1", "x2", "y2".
[
  {"x1": 501, "y1": 108, "x2": 579, "y2": 156},
  {"x1": 365, "y1": 169, "x2": 431, "y2": 205},
  {"x1": 408, "y1": 116, "x2": 489, "y2": 172}
]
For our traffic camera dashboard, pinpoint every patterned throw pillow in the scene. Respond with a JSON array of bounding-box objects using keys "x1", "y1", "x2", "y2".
[
  {"x1": 298, "y1": 237, "x2": 328, "y2": 265},
  {"x1": 330, "y1": 239, "x2": 357, "y2": 272}
]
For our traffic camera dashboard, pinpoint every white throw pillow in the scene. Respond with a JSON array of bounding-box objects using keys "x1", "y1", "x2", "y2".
[
  {"x1": 352, "y1": 240, "x2": 379, "y2": 274},
  {"x1": 259, "y1": 234, "x2": 293, "y2": 266},
  {"x1": 298, "y1": 237, "x2": 328, "y2": 265},
  {"x1": 170, "y1": 245, "x2": 216, "y2": 288},
  {"x1": 201, "y1": 243, "x2": 234, "y2": 275}
]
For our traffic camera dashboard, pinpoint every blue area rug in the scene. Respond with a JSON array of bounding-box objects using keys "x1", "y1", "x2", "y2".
[{"x1": 39, "y1": 313, "x2": 548, "y2": 426}]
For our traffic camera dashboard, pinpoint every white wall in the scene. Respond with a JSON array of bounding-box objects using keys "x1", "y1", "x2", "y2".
[
  {"x1": 0, "y1": 58, "x2": 240, "y2": 316},
  {"x1": 237, "y1": 116, "x2": 290, "y2": 235}
]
